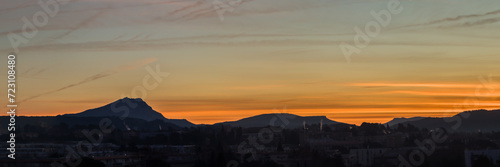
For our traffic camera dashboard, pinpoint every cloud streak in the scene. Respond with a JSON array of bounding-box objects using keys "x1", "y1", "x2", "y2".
[
  {"x1": 350, "y1": 83, "x2": 478, "y2": 88},
  {"x1": 18, "y1": 57, "x2": 158, "y2": 103},
  {"x1": 397, "y1": 9, "x2": 500, "y2": 29}
]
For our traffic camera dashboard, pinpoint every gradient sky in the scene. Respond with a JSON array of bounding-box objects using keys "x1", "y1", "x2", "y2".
[{"x1": 1, "y1": 0, "x2": 499, "y2": 125}]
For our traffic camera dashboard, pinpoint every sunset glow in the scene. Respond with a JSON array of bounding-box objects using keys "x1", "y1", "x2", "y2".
[{"x1": 1, "y1": 0, "x2": 499, "y2": 125}]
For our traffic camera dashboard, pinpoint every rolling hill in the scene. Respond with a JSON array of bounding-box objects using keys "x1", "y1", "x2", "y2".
[
  {"x1": 385, "y1": 109, "x2": 500, "y2": 132},
  {"x1": 218, "y1": 113, "x2": 347, "y2": 128}
]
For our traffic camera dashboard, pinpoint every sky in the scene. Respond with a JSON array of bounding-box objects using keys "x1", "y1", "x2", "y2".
[{"x1": 0, "y1": 0, "x2": 499, "y2": 125}]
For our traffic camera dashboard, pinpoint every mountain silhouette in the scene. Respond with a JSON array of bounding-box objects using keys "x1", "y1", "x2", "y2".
[
  {"x1": 0, "y1": 116, "x2": 180, "y2": 131},
  {"x1": 385, "y1": 117, "x2": 426, "y2": 127},
  {"x1": 13, "y1": 96, "x2": 500, "y2": 132},
  {"x1": 218, "y1": 113, "x2": 346, "y2": 128},
  {"x1": 63, "y1": 97, "x2": 195, "y2": 127},
  {"x1": 385, "y1": 109, "x2": 500, "y2": 132}
]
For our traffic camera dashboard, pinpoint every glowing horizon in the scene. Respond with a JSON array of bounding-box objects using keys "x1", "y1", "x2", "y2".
[{"x1": 1, "y1": 0, "x2": 499, "y2": 126}]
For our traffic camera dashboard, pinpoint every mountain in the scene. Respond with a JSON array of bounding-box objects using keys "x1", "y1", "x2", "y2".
[
  {"x1": 385, "y1": 109, "x2": 500, "y2": 132},
  {"x1": 63, "y1": 97, "x2": 195, "y2": 127},
  {"x1": 385, "y1": 117, "x2": 426, "y2": 127},
  {"x1": 218, "y1": 113, "x2": 346, "y2": 128},
  {"x1": 0, "y1": 116, "x2": 180, "y2": 131}
]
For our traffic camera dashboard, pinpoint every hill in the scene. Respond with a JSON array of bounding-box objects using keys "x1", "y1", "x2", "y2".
[
  {"x1": 385, "y1": 109, "x2": 500, "y2": 132},
  {"x1": 218, "y1": 113, "x2": 346, "y2": 128},
  {"x1": 63, "y1": 97, "x2": 195, "y2": 127}
]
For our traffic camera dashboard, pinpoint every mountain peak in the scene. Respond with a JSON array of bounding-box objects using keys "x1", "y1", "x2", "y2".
[
  {"x1": 62, "y1": 98, "x2": 195, "y2": 127},
  {"x1": 117, "y1": 97, "x2": 145, "y2": 103},
  {"x1": 122, "y1": 97, "x2": 142, "y2": 100}
]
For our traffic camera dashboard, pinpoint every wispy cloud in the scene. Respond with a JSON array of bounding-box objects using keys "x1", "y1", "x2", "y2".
[
  {"x1": 350, "y1": 83, "x2": 477, "y2": 88},
  {"x1": 386, "y1": 90, "x2": 500, "y2": 97},
  {"x1": 48, "y1": 10, "x2": 108, "y2": 41},
  {"x1": 397, "y1": 9, "x2": 500, "y2": 29},
  {"x1": 18, "y1": 57, "x2": 158, "y2": 103},
  {"x1": 228, "y1": 84, "x2": 285, "y2": 90}
]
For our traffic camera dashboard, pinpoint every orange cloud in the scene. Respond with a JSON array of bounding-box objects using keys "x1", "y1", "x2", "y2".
[
  {"x1": 386, "y1": 90, "x2": 500, "y2": 97},
  {"x1": 350, "y1": 83, "x2": 478, "y2": 88}
]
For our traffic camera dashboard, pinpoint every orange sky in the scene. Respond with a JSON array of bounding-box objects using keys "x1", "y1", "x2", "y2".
[
  {"x1": 1, "y1": 0, "x2": 500, "y2": 125},
  {"x1": 10, "y1": 78, "x2": 500, "y2": 125}
]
